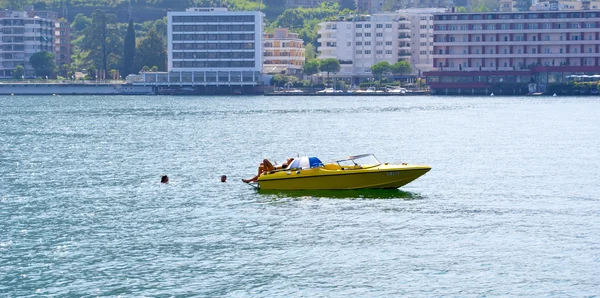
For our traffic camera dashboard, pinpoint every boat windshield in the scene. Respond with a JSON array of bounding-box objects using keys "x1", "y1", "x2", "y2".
[{"x1": 336, "y1": 154, "x2": 381, "y2": 168}]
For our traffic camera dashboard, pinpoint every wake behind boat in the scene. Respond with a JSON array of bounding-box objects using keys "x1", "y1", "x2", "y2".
[{"x1": 252, "y1": 154, "x2": 430, "y2": 190}]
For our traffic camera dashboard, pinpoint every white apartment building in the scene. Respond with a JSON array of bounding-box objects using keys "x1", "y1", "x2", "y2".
[
  {"x1": 401, "y1": 8, "x2": 445, "y2": 76},
  {"x1": 317, "y1": 10, "x2": 439, "y2": 80},
  {"x1": 0, "y1": 10, "x2": 55, "y2": 79},
  {"x1": 166, "y1": 7, "x2": 263, "y2": 85},
  {"x1": 318, "y1": 13, "x2": 407, "y2": 81}
]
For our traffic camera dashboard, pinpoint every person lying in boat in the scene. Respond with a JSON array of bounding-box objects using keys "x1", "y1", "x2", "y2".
[{"x1": 242, "y1": 157, "x2": 294, "y2": 183}]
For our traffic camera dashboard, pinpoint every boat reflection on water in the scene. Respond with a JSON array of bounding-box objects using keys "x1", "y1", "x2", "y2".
[{"x1": 257, "y1": 188, "x2": 425, "y2": 200}]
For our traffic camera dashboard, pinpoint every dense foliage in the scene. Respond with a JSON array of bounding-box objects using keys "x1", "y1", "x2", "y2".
[{"x1": 29, "y1": 51, "x2": 57, "y2": 78}]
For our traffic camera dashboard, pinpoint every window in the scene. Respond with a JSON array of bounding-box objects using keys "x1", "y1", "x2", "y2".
[
  {"x1": 356, "y1": 50, "x2": 362, "y2": 54},
  {"x1": 376, "y1": 24, "x2": 383, "y2": 28},
  {"x1": 376, "y1": 50, "x2": 383, "y2": 55},
  {"x1": 365, "y1": 33, "x2": 371, "y2": 37},
  {"x1": 544, "y1": 48, "x2": 550, "y2": 53},
  {"x1": 356, "y1": 24, "x2": 362, "y2": 28},
  {"x1": 385, "y1": 24, "x2": 392, "y2": 28},
  {"x1": 544, "y1": 35, "x2": 550, "y2": 41},
  {"x1": 365, "y1": 41, "x2": 371, "y2": 45},
  {"x1": 385, "y1": 50, "x2": 392, "y2": 54},
  {"x1": 386, "y1": 41, "x2": 392, "y2": 46},
  {"x1": 364, "y1": 50, "x2": 371, "y2": 54},
  {"x1": 356, "y1": 33, "x2": 362, "y2": 37},
  {"x1": 356, "y1": 41, "x2": 362, "y2": 46},
  {"x1": 376, "y1": 33, "x2": 383, "y2": 37},
  {"x1": 365, "y1": 24, "x2": 371, "y2": 28}
]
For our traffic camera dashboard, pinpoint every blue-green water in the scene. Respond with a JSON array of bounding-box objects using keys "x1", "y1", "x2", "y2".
[{"x1": 1, "y1": 95, "x2": 599, "y2": 296}]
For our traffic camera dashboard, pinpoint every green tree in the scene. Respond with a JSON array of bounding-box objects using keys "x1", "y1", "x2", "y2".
[
  {"x1": 303, "y1": 59, "x2": 320, "y2": 84},
  {"x1": 134, "y1": 27, "x2": 167, "y2": 72},
  {"x1": 319, "y1": 58, "x2": 340, "y2": 79},
  {"x1": 123, "y1": 19, "x2": 136, "y2": 76},
  {"x1": 13, "y1": 65, "x2": 25, "y2": 79},
  {"x1": 1, "y1": 0, "x2": 25, "y2": 10},
  {"x1": 71, "y1": 13, "x2": 91, "y2": 33},
  {"x1": 304, "y1": 43, "x2": 316, "y2": 60},
  {"x1": 371, "y1": 61, "x2": 391, "y2": 81},
  {"x1": 391, "y1": 61, "x2": 412, "y2": 75},
  {"x1": 303, "y1": 59, "x2": 320, "y2": 76},
  {"x1": 80, "y1": 10, "x2": 122, "y2": 77},
  {"x1": 29, "y1": 51, "x2": 57, "y2": 78}
]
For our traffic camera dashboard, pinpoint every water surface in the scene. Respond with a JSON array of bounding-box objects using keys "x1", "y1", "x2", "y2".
[{"x1": 1, "y1": 95, "x2": 599, "y2": 296}]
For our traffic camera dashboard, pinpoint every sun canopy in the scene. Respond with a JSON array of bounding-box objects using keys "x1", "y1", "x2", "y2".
[{"x1": 287, "y1": 156, "x2": 323, "y2": 169}]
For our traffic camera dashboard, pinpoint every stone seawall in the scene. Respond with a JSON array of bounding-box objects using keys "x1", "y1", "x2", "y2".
[{"x1": 0, "y1": 83, "x2": 154, "y2": 95}]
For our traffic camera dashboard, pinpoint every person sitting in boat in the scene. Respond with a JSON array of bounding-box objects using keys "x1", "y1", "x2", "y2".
[{"x1": 242, "y1": 157, "x2": 294, "y2": 183}]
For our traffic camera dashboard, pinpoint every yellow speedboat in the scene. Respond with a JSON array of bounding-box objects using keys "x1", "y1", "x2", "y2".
[{"x1": 255, "y1": 154, "x2": 430, "y2": 190}]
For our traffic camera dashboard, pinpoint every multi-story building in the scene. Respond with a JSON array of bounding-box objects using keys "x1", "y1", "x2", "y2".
[
  {"x1": 285, "y1": 0, "x2": 339, "y2": 8},
  {"x1": 531, "y1": 0, "x2": 600, "y2": 10},
  {"x1": 401, "y1": 8, "x2": 445, "y2": 76},
  {"x1": 54, "y1": 18, "x2": 72, "y2": 75},
  {"x1": 263, "y1": 28, "x2": 305, "y2": 75},
  {"x1": 317, "y1": 10, "x2": 439, "y2": 82},
  {"x1": 0, "y1": 10, "x2": 55, "y2": 79},
  {"x1": 164, "y1": 7, "x2": 263, "y2": 86},
  {"x1": 318, "y1": 13, "x2": 406, "y2": 83},
  {"x1": 425, "y1": 10, "x2": 600, "y2": 94}
]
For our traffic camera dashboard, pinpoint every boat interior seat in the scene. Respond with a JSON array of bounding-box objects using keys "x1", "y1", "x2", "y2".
[{"x1": 323, "y1": 163, "x2": 342, "y2": 170}]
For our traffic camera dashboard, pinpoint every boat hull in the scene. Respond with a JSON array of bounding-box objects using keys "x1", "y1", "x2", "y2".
[{"x1": 257, "y1": 165, "x2": 430, "y2": 190}]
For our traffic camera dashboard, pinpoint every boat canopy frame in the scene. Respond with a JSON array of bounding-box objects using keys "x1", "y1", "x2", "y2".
[{"x1": 335, "y1": 154, "x2": 382, "y2": 169}]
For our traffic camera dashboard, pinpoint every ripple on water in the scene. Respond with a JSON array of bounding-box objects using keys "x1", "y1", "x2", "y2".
[{"x1": 1, "y1": 95, "x2": 599, "y2": 296}]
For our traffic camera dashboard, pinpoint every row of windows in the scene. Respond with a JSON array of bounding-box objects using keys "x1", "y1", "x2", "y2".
[
  {"x1": 1, "y1": 19, "x2": 53, "y2": 26},
  {"x1": 173, "y1": 61, "x2": 256, "y2": 68},
  {"x1": 173, "y1": 51, "x2": 255, "y2": 59},
  {"x1": 435, "y1": 34, "x2": 597, "y2": 42},
  {"x1": 437, "y1": 47, "x2": 596, "y2": 55},
  {"x1": 437, "y1": 12, "x2": 599, "y2": 21},
  {"x1": 173, "y1": 42, "x2": 255, "y2": 50},
  {"x1": 172, "y1": 15, "x2": 255, "y2": 23},
  {"x1": 355, "y1": 32, "x2": 388, "y2": 37},
  {"x1": 355, "y1": 23, "x2": 393, "y2": 29},
  {"x1": 172, "y1": 24, "x2": 255, "y2": 32},
  {"x1": 436, "y1": 22, "x2": 599, "y2": 31},
  {"x1": 354, "y1": 41, "x2": 393, "y2": 46},
  {"x1": 172, "y1": 34, "x2": 255, "y2": 41},
  {"x1": 354, "y1": 50, "x2": 393, "y2": 55},
  {"x1": 1, "y1": 36, "x2": 53, "y2": 43}
]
